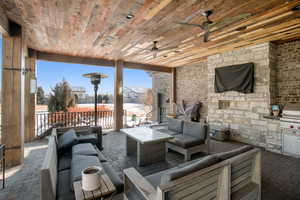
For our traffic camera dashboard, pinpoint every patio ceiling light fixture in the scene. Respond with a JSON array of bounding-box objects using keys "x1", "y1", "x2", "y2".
[{"x1": 126, "y1": 14, "x2": 134, "y2": 19}]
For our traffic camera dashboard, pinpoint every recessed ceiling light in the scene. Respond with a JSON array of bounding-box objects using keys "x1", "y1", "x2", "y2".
[
  {"x1": 292, "y1": 5, "x2": 300, "y2": 11},
  {"x1": 236, "y1": 26, "x2": 247, "y2": 31},
  {"x1": 126, "y1": 14, "x2": 134, "y2": 19}
]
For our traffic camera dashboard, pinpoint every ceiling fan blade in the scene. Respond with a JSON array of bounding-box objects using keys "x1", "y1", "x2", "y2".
[
  {"x1": 182, "y1": 9, "x2": 206, "y2": 23},
  {"x1": 133, "y1": 46, "x2": 151, "y2": 51},
  {"x1": 159, "y1": 46, "x2": 178, "y2": 51},
  {"x1": 177, "y1": 22, "x2": 203, "y2": 29},
  {"x1": 204, "y1": 31, "x2": 210, "y2": 42},
  {"x1": 209, "y1": 13, "x2": 252, "y2": 29}
]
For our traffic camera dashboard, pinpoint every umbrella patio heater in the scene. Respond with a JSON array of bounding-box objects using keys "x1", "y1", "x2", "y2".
[{"x1": 83, "y1": 72, "x2": 107, "y2": 150}]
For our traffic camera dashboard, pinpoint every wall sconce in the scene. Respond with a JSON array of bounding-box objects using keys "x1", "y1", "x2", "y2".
[{"x1": 30, "y1": 78, "x2": 37, "y2": 94}]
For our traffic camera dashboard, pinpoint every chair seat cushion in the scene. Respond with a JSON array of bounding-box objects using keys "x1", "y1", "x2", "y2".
[
  {"x1": 78, "y1": 134, "x2": 98, "y2": 145},
  {"x1": 156, "y1": 128, "x2": 180, "y2": 136},
  {"x1": 70, "y1": 155, "x2": 102, "y2": 191},
  {"x1": 102, "y1": 162, "x2": 124, "y2": 194},
  {"x1": 168, "y1": 135, "x2": 205, "y2": 148},
  {"x1": 57, "y1": 169, "x2": 75, "y2": 200},
  {"x1": 58, "y1": 154, "x2": 71, "y2": 171},
  {"x1": 215, "y1": 145, "x2": 253, "y2": 161},
  {"x1": 58, "y1": 129, "x2": 79, "y2": 153},
  {"x1": 161, "y1": 155, "x2": 220, "y2": 185},
  {"x1": 72, "y1": 143, "x2": 98, "y2": 156}
]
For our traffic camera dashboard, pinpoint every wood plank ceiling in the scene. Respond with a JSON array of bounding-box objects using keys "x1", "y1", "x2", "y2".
[{"x1": 1, "y1": 0, "x2": 300, "y2": 68}]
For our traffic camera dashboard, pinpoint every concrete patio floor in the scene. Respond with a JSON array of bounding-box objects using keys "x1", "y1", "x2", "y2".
[{"x1": 1, "y1": 131, "x2": 300, "y2": 200}]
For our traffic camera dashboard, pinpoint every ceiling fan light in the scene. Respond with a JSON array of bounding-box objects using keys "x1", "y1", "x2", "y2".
[{"x1": 292, "y1": 5, "x2": 300, "y2": 11}]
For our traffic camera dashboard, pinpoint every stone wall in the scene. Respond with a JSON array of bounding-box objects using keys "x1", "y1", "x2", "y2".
[
  {"x1": 207, "y1": 43, "x2": 281, "y2": 153},
  {"x1": 151, "y1": 41, "x2": 300, "y2": 154},
  {"x1": 176, "y1": 62, "x2": 208, "y2": 119},
  {"x1": 276, "y1": 41, "x2": 300, "y2": 105},
  {"x1": 151, "y1": 72, "x2": 171, "y2": 122}
]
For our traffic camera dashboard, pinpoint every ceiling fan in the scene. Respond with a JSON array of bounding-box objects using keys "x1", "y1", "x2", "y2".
[
  {"x1": 134, "y1": 41, "x2": 178, "y2": 58},
  {"x1": 177, "y1": 10, "x2": 251, "y2": 42}
]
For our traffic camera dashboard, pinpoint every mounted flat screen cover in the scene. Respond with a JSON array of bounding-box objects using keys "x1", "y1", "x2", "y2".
[{"x1": 215, "y1": 63, "x2": 254, "y2": 93}]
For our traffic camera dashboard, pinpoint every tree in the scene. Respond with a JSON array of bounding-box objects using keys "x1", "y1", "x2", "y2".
[
  {"x1": 102, "y1": 95, "x2": 109, "y2": 103},
  {"x1": 48, "y1": 79, "x2": 75, "y2": 112},
  {"x1": 37, "y1": 87, "x2": 46, "y2": 105}
]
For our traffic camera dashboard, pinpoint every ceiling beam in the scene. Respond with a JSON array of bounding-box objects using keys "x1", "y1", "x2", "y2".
[
  {"x1": 36, "y1": 51, "x2": 171, "y2": 73},
  {"x1": 0, "y1": 5, "x2": 9, "y2": 35}
]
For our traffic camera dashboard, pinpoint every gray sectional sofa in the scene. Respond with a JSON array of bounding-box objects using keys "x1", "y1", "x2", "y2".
[
  {"x1": 124, "y1": 145, "x2": 262, "y2": 200},
  {"x1": 41, "y1": 128, "x2": 123, "y2": 200},
  {"x1": 153, "y1": 118, "x2": 209, "y2": 161}
]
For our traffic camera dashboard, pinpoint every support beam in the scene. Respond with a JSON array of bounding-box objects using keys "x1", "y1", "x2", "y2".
[
  {"x1": 2, "y1": 22, "x2": 25, "y2": 167},
  {"x1": 170, "y1": 68, "x2": 177, "y2": 114},
  {"x1": 0, "y1": 5, "x2": 9, "y2": 35},
  {"x1": 114, "y1": 60, "x2": 124, "y2": 131},
  {"x1": 36, "y1": 51, "x2": 172, "y2": 73},
  {"x1": 24, "y1": 50, "x2": 36, "y2": 142}
]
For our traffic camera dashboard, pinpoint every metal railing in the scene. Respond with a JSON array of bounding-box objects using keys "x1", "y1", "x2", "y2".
[{"x1": 35, "y1": 110, "x2": 126, "y2": 136}]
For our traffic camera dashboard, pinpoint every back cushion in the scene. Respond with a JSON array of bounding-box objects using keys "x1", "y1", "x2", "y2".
[
  {"x1": 58, "y1": 129, "x2": 78, "y2": 153},
  {"x1": 216, "y1": 145, "x2": 253, "y2": 161},
  {"x1": 161, "y1": 155, "x2": 220, "y2": 184},
  {"x1": 168, "y1": 118, "x2": 183, "y2": 133},
  {"x1": 183, "y1": 121, "x2": 207, "y2": 140},
  {"x1": 41, "y1": 136, "x2": 57, "y2": 200}
]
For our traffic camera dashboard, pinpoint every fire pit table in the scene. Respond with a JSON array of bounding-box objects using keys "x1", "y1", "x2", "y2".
[{"x1": 121, "y1": 127, "x2": 174, "y2": 166}]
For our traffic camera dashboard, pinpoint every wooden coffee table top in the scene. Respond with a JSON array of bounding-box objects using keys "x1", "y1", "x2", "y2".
[
  {"x1": 73, "y1": 174, "x2": 116, "y2": 200},
  {"x1": 121, "y1": 127, "x2": 174, "y2": 144}
]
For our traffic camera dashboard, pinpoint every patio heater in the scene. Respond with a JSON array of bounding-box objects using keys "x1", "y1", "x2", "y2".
[{"x1": 83, "y1": 72, "x2": 108, "y2": 126}]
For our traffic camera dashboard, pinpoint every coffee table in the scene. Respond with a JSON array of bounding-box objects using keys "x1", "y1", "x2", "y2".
[
  {"x1": 121, "y1": 127, "x2": 174, "y2": 166},
  {"x1": 73, "y1": 173, "x2": 116, "y2": 200}
]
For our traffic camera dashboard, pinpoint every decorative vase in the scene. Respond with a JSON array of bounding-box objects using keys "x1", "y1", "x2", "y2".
[{"x1": 81, "y1": 166, "x2": 103, "y2": 191}]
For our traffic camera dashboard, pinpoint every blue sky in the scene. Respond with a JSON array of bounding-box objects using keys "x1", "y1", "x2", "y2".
[
  {"x1": 37, "y1": 61, "x2": 152, "y2": 95},
  {"x1": 0, "y1": 36, "x2": 152, "y2": 95}
]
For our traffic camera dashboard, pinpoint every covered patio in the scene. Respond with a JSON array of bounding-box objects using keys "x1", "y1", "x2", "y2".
[
  {"x1": 1, "y1": 0, "x2": 300, "y2": 200},
  {"x1": 1, "y1": 132, "x2": 300, "y2": 200}
]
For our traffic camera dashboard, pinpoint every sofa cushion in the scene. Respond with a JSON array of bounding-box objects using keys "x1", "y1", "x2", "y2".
[
  {"x1": 41, "y1": 136, "x2": 57, "y2": 200},
  {"x1": 72, "y1": 143, "x2": 98, "y2": 156},
  {"x1": 161, "y1": 155, "x2": 220, "y2": 185},
  {"x1": 102, "y1": 162, "x2": 124, "y2": 194},
  {"x1": 168, "y1": 134, "x2": 205, "y2": 148},
  {"x1": 57, "y1": 169, "x2": 75, "y2": 200},
  {"x1": 216, "y1": 145, "x2": 253, "y2": 161},
  {"x1": 58, "y1": 129, "x2": 78, "y2": 153},
  {"x1": 183, "y1": 121, "x2": 207, "y2": 140},
  {"x1": 78, "y1": 134, "x2": 98, "y2": 145},
  {"x1": 70, "y1": 155, "x2": 102, "y2": 190},
  {"x1": 58, "y1": 154, "x2": 71, "y2": 171},
  {"x1": 168, "y1": 118, "x2": 183, "y2": 133},
  {"x1": 145, "y1": 167, "x2": 179, "y2": 188}
]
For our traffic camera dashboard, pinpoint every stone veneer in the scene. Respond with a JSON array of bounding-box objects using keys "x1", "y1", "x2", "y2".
[
  {"x1": 207, "y1": 43, "x2": 281, "y2": 153},
  {"x1": 152, "y1": 41, "x2": 300, "y2": 153},
  {"x1": 176, "y1": 63, "x2": 208, "y2": 118},
  {"x1": 151, "y1": 72, "x2": 171, "y2": 122}
]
